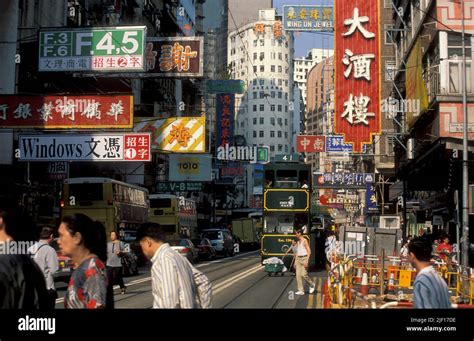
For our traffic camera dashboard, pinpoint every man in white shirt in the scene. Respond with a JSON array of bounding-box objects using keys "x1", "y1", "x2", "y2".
[
  {"x1": 28, "y1": 226, "x2": 59, "y2": 309},
  {"x1": 137, "y1": 223, "x2": 211, "y2": 308}
]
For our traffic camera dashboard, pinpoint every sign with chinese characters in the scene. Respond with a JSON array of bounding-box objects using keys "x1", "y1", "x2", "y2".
[
  {"x1": 207, "y1": 80, "x2": 245, "y2": 94},
  {"x1": 216, "y1": 94, "x2": 235, "y2": 148},
  {"x1": 264, "y1": 189, "x2": 310, "y2": 212},
  {"x1": 296, "y1": 135, "x2": 325, "y2": 153},
  {"x1": 220, "y1": 162, "x2": 245, "y2": 179},
  {"x1": 156, "y1": 182, "x2": 204, "y2": 192},
  {"x1": 19, "y1": 133, "x2": 151, "y2": 162},
  {"x1": 168, "y1": 154, "x2": 212, "y2": 181},
  {"x1": 283, "y1": 5, "x2": 334, "y2": 31},
  {"x1": 145, "y1": 37, "x2": 203, "y2": 77},
  {"x1": 314, "y1": 172, "x2": 375, "y2": 189},
  {"x1": 326, "y1": 135, "x2": 367, "y2": 153},
  {"x1": 134, "y1": 117, "x2": 205, "y2": 153},
  {"x1": 365, "y1": 183, "x2": 379, "y2": 213},
  {"x1": 48, "y1": 162, "x2": 68, "y2": 181},
  {"x1": 39, "y1": 27, "x2": 146, "y2": 72},
  {"x1": 335, "y1": 0, "x2": 381, "y2": 152},
  {"x1": 0, "y1": 95, "x2": 133, "y2": 128}
]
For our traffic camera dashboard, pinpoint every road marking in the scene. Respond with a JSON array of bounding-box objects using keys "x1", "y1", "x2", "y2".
[
  {"x1": 213, "y1": 264, "x2": 263, "y2": 294},
  {"x1": 195, "y1": 251, "x2": 259, "y2": 268}
]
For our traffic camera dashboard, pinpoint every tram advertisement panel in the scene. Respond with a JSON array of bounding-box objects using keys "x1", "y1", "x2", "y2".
[{"x1": 264, "y1": 189, "x2": 309, "y2": 212}]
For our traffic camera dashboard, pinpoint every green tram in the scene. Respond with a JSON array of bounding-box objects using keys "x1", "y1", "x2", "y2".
[{"x1": 261, "y1": 162, "x2": 313, "y2": 264}]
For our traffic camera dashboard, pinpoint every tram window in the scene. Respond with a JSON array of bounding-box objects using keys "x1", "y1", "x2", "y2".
[
  {"x1": 275, "y1": 170, "x2": 298, "y2": 188},
  {"x1": 298, "y1": 170, "x2": 309, "y2": 186},
  {"x1": 264, "y1": 170, "x2": 275, "y2": 188}
]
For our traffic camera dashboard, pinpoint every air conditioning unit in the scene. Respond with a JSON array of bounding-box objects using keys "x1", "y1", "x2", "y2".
[{"x1": 379, "y1": 215, "x2": 401, "y2": 229}]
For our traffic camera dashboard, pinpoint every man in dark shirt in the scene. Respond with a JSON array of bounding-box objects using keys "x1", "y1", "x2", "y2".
[{"x1": 0, "y1": 209, "x2": 48, "y2": 309}]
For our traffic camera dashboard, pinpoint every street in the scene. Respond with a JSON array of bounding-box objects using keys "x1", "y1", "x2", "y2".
[{"x1": 54, "y1": 251, "x2": 326, "y2": 309}]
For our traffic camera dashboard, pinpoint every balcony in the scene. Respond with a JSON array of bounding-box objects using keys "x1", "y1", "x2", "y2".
[{"x1": 425, "y1": 60, "x2": 473, "y2": 104}]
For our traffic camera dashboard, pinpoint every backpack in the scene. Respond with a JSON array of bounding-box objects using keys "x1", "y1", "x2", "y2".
[
  {"x1": 30, "y1": 243, "x2": 48, "y2": 260},
  {"x1": 192, "y1": 267, "x2": 212, "y2": 309}
]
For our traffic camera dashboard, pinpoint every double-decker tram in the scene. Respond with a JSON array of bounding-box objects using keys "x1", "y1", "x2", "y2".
[{"x1": 261, "y1": 162, "x2": 313, "y2": 264}]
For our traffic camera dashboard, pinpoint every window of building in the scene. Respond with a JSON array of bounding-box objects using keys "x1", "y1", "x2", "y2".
[
  {"x1": 278, "y1": 52, "x2": 282, "y2": 60},
  {"x1": 448, "y1": 33, "x2": 472, "y2": 58},
  {"x1": 259, "y1": 79, "x2": 265, "y2": 85},
  {"x1": 285, "y1": 145, "x2": 288, "y2": 153},
  {"x1": 285, "y1": 80, "x2": 288, "y2": 87},
  {"x1": 270, "y1": 117, "x2": 275, "y2": 125},
  {"x1": 253, "y1": 40, "x2": 258, "y2": 47},
  {"x1": 285, "y1": 118, "x2": 288, "y2": 126},
  {"x1": 385, "y1": 60, "x2": 397, "y2": 82},
  {"x1": 278, "y1": 65, "x2": 282, "y2": 73},
  {"x1": 271, "y1": 104, "x2": 275, "y2": 111},
  {"x1": 259, "y1": 91, "x2": 264, "y2": 99},
  {"x1": 259, "y1": 131, "x2": 264, "y2": 138},
  {"x1": 278, "y1": 105, "x2": 282, "y2": 112},
  {"x1": 260, "y1": 65, "x2": 264, "y2": 72},
  {"x1": 253, "y1": 65, "x2": 257, "y2": 73},
  {"x1": 270, "y1": 145, "x2": 275, "y2": 152},
  {"x1": 270, "y1": 131, "x2": 275, "y2": 137},
  {"x1": 278, "y1": 40, "x2": 282, "y2": 47},
  {"x1": 278, "y1": 144, "x2": 283, "y2": 151},
  {"x1": 271, "y1": 91, "x2": 275, "y2": 98},
  {"x1": 285, "y1": 54, "x2": 288, "y2": 62},
  {"x1": 271, "y1": 65, "x2": 275, "y2": 72},
  {"x1": 253, "y1": 117, "x2": 257, "y2": 125},
  {"x1": 259, "y1": 52, "x2": 264, "y2": 60},
  {"x1": 285, "y1": 132, "x2": 288, "y2": 138},
  {"x1": 260, "y1": 39, "x2": 264, "y2": 46},
  {"x1": 278, "y1": 92, "x2": 282, "y2": 99},
  {"x1": 253, "y1": 91, "x2": 257, "y2": 99},
  {"x1": 260, "y1": 117, "x2": 264, "y2": 124},
  {"x1": 253, "y1": 52, "x2": 257, "y2": 61},
  {"x1": 278, "y1": 131, "x2": 282, "y2": 138},
  {"x1": 253, "y1": 104, "x2": 257, "y2": 112},
  {"x1": 285, "y1": 93, "x2": 288, "y2": 100},
  {"x1": 260, "y1": 104, "x2": 265, "y2": 111},
  {"x1": 285, "y1": 105, "x2": 288, "y2": 112},
  {"x1": 253, "y1": 79, "x2": 257, "y2": 85},
  {"x1": 253, "y1": 131, "x2": 257, "y2": 138},
  {"x1": 278, "y1": 118, "x2": 282, "y2": 125},
  {"x1": 384, "y1": 24, "x2": 395, "y2": 45},
  {"x1": 278, "y1": 79, "x2": 283, "y2": 86}
]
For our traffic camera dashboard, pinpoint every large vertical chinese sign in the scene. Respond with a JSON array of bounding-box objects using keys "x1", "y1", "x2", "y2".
[
  {"x1": 216, "y1": 94, "x2": 235, "y2": 148},
  {"x1": 335, "y1": 0, "x2": 381, "y2": 153}
]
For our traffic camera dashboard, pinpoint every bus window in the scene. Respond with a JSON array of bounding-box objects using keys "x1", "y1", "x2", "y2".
[
  {"x1": 150, "y1": 198, "x2": 172, "y2": 208},
  {"x1": 69, "y1": 183, "x2": 103, "y2": 202}
]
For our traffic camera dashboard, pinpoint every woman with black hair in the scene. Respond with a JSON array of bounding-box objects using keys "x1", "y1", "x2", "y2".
[{"x1": 58, "y1": 214, "x2": 108, "y2": 309}]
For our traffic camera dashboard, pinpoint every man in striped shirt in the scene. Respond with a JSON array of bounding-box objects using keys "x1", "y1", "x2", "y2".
[
  {"x1": 408, "y1": 236, "x2": 451, "y2": 309},
  {"x1": 137, "y1": 223, "x2": 211, "y2": 308}
]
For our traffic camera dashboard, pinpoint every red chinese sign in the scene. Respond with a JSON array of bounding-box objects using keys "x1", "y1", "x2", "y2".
[
  {"x1": 335, "y1": 0, "x2": 381, "y2": 152},
  {"x1": 216, "y1": 94, "x2": 235, "y2": 148},
  {"x1": 0, "y1": 95, "x2": 133, "y2": 129},
  {"x1": 123, "y1": 134, "x2": 151, "y2": 161},
  {"x1": 296, "y1": 135, "x2": 326, "y2": 153}
]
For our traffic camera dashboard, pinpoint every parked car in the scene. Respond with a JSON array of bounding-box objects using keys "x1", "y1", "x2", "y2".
[
  {"x1": 201, "y1": 229, "x2": 235, "y2": 257},
  {"x1": 169, "y1": 239, "x2": 199, "y2": 264},
  {"x1": 191, "y1": 238, "x2": 217, "y2": 260},
  {"x1": 50, "y1": 238, "x2": 74, "y2": 283}
]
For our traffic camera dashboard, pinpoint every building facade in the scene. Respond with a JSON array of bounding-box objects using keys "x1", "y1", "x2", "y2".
[{"x1": 228, "y1": 9, "x2": 295, "y2": 155}]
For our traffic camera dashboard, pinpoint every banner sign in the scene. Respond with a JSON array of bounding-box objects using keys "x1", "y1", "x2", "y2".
[
  {"x1": 145, "y1": 37, "x2": 203, "y2": 77},
  {"x1": 365, "y1": 183, "x2": 379, "y2": 213},
  {"x1": 207, "y1": 80, "x2": 245, "y2": 94},
  {"x1": 283, "y1": 5, "x2": 334, "y2": 31},
  {"x1": 19, "y1": 133, "x2": 151, "y2": 162},
  {"x1": 48, "y1": 162, "x2": 68, "y2": 181},
  {"x1": 0, "y1": 95, "x2": 133, "y2": 128},
  {"x1": 296, "y1": 135, "x2": 325, "y2": 153},
  {"x1": 134, "y1": 117, "x2": 205, "y2": 153},
  {"x1": 315, "y1": 172, "x2": 375, "y2": 189},
  {"x1": 326, "y1": 135, "x2": 365, "y2": 153},
  {"x1": 156, "y1": 182, "x2": 204, "y2": 192},
  {"x1": 335, "y1": 0, "x2": 381, "y2": 152},
  {"x1": 168, "y1": 154, "x2": 212, "y2": 181},
  {"x1": 39, "y1": 26, "x2": 146, "y2": 72},
  {"x1": 216, "y1": 94, "x2": 235, "y2": 148}
]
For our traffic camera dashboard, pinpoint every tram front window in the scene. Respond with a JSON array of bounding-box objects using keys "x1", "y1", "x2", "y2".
[{"x1": 264, "y1": 214, "x2": 294, "y2": 234}]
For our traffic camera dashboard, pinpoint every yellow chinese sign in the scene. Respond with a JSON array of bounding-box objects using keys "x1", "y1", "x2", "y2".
[
  {"x1": 284, "y1": 5, "x2": 333, "y2": 31},
  {"x1": 159, "y1": 43, "x2": 197, "y2": 72},
  {"x1": 134, "y1": 117, "x2": 205, "y2": 153},
  {"x1": 406, "y1": 39, "x2": 429, "y2": 129},
  {"x1": 399, "y1": 270, "x2": 413, "y2": 288},
  {"x1": 254, "y1": 23, "x2": 265, "y2": 35}
]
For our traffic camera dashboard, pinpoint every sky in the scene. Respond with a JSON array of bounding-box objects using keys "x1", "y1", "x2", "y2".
[{"x1": 272, "y1": 0, "x2": 334, "y2": 58}]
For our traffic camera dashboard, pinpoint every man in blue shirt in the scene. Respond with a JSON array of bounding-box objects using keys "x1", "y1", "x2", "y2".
[{"x1": 408, "y1": 236, "x2": 451, "y2": 309}]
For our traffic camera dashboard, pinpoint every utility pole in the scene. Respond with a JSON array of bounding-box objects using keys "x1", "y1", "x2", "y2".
[{"x1": 461, "y1": 1, "x2": 470, "y2": 268}]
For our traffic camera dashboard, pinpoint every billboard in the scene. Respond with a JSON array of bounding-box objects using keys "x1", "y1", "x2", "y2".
[
  {"x1": 39, "y1": 26, "x2": 146, "y2": 72},
  {"x1": 216, "y1": 94, "x2": 235, "y2": 148},
  {"x1": 19, "y1": 133, "x2": 151, "y2": 162},
  {"x1": 326, "y1": 135, "x2": 367, "y2": 153},
  {"x1": 145, "y1": 37, "x2": 203, "y2": 77},
  {"x1": 296, "y1": 135, "x2": 325, "y2": 153},
  {"x1": 315, "y1": 172, "x2": 375, "y2": 189},
  {"x1": 168, "y1": 154, "x2": 212, "y2": 181},
  {"x1": 0, "y1": 95, "x2": 133, "y2": 128},
  {"x1": 207, "y1": 80, "x2": 245, "y2": 94},
  {"x1": 334, "y1": 0, "x2": 381, "y2": 152},
  {"x1": 283, "y1": 5, "x2": 334, "y2": 31},
  {"x1": 264, "y1": 189, "x2": 310, "y2": 212}
]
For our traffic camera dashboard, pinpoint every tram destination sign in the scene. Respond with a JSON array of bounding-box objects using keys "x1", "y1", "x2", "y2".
[{"x1": 264, "y1": 189, "x2": 309, "y2": 212}]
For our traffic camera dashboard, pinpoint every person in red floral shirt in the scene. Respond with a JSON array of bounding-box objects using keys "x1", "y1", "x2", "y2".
[
  {"x1": 436, "y1": 236, "x2": 453, "y2": 262},
  {"x1": 58, "y1": 214, "x2": 108, "y2": 309}
]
